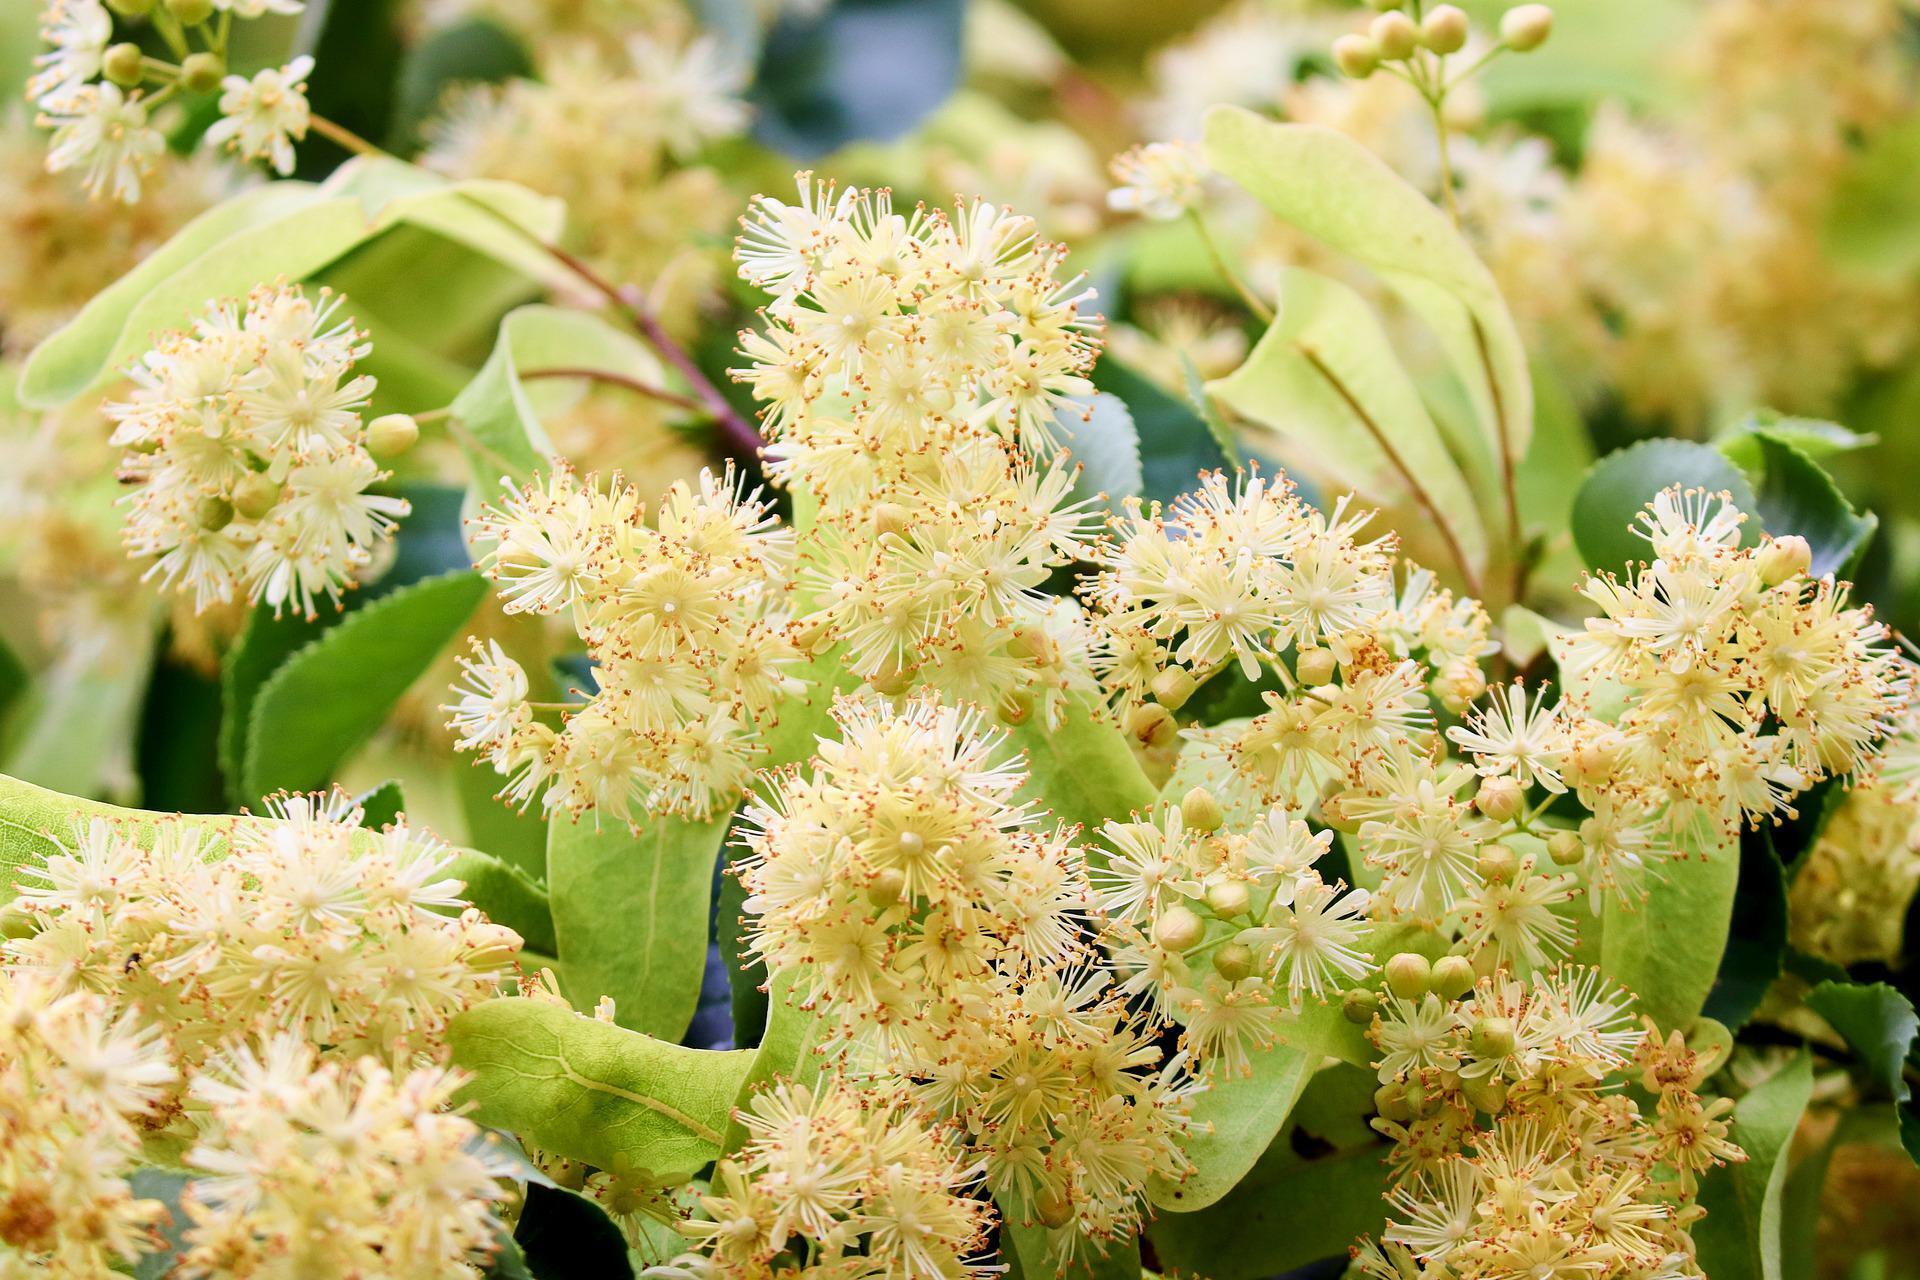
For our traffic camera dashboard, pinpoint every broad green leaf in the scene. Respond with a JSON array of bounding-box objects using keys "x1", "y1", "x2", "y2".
[
  {"x1": 135, "y1": 652, "x2": 226, "y2": 814},
  {"x1": 3, "y1": 627, "x2": 156, "y2": 804},
  {"x1": 1725, "y1": 430, "x2": 1878, "y2": 579},
  {"x1": 1148, "y1": 1143, "x2": 1388, "y2": 1279},
  {"x1": 1805, "y1": 982, "x2": 1919, "y2": 1106},
  {"x1": 1202, "y1": 107, "x2": 1532, "y2": 512},
  {"x1": 546, "y1": 810, "x2": 732, "y2": 1042},
  {"x1": 454, "y1": 758, "x2": 550, "y2": 881},
  {"x1": 1701, "y1": 832, "x2": 1788, "y2": 1033},
  {"x1": 1208, "y1": 267, "x2": 1489, "y2": 577},
  {"x1": 19, "y1": 159, "x2": 562, "y2": 409},
  {"x1": 1089, "y1": 357, "x2": 1231, "y2": 506},
  {"x1": 449, "y1": 998, "x2": 753, "y2": 1181},
  {"x1": 724, "y1": 969, "x2": 827, "y2": 1152},
  {"x1": 1571, "y1": 439, "x2": 1758, "y2": 577},
  {"x1": 1600, "y1": 823, "x2": 1740, "y2": 1032},
  {"x1": 1465, "y1": 0, "x2": 1694, "y2": 112},
  {"x1": 1717, "y1": 414, "x2": 1876, "y2": 469},
  {"x1": 1057, "y1": 393, "x2": 1144, "y2": 514},
  {"x1": 354, "y1": 779, "x2": 407, "y2": 830},
  {"x1": 1002, "y1": 1221, "x2": 1141, "y2": 1280},
  {"x1": 242, "y1": 570, "x2": 488, "y2": 803},
  {"x1": 451, "y1": 304, "x2": 670, "y2": 489},
  {"x1": 1693, "y1": 1051, "x2": 1815, "y2": 1280},
  {"x1": 1148, "y1": 1000, "x2": 1372, "y2": 1212},
  {"x1": 1008, "y1": 700, "x2": 1155, "y2": 840},
  {"x1": 514, "y1": 1182, "x2": 637, "y2": 1280},
  {"x1": 0, "y1": 771, "x2": 555, "y2": 953}
]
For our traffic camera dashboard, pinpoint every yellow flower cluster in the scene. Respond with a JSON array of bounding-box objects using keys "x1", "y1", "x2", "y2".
[
  {"x1": 458, "y1": 464, "x2": 803, "y2": 822},
  {"x1": 1357, "y1": 963, "x2": 1743, "y2": 1280}
]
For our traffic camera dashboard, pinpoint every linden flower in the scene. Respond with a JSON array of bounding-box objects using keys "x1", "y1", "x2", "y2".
[
  {"x1": 104, "y1": 283, "x2": 409, "y2": 617},
  {"x1": 1447, "y1": 679, "x2": 1570, "y2": 794},
  {"x1": 28, "y1": 0, "x2": 112, "y2": 109},
  {"x1": 205, "y1": 56, "x2": 316, "y2": 177},
  {"x1": 180, "y1": 1036, "x2": 508, "y2": 1279},
  {"x1": 1106, "y1": 140, "x2": 1208, "y2": 221},
  {"x1": 38, "y1": 82, "x2": 166, "y2": 203}
]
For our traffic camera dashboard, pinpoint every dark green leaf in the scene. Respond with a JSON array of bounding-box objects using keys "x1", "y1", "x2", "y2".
[
  {"x1": 136, "y1": 649, "x2": 226, "y2": 813},
  {"x1": 1805, "y1": 982, "x2": 1919, "y2": 1105},
  {"x1": 1693, "y1": 1051, "x2": 1815, "y2": 1280},
  {"x1": 715, "y1": 845, "x2": 769, "y2": 1050},
  {"x1": 1601, "y1": 823, "x2": 1740, "y2": 1033},
  {"x1": 723, "y1": 970, "x2": 824, "y2": 1153},
  {"x1": 1056, "y1": 393, "x2": 1143, "y2": 515},
  {"x1": 294, "y1": 0, "x2": 405, "y2": 179},
  {"x1": 1001, "y1": 1220, "x2": 1140, "y2": 1280},
  {"x1": 515, "y1": 1183, "x2": 636, "y2": 1280},
  {"x1": 1727, "y1": 430, "x2": 1878, "y2": 579},
  {"x1": 1148, "y1": 1142, "x2": 1388, "y2": 1279},
  {"x1": 750, "y1": 0, "x2": 964, "y2": 157},
  {"x1": 0, "y1": 632, "x2": 26, "y2": 728},
  {"x1": 1090, "y1": 357, "x2": 1230, "y2": 507},
  {"x1": 449, "y1": 998, "x2": 754, "y2": 1180},
  {"x1": 1006, "y1": 700, "x2": 1156, "y2": 841},
  {"x1": 1718, "y1": 413, "x2": 1876, "y2": 470},
  {"x1": 1702, "y1": 831, "x2": 1789, "y2": 1032},
  {"x1": 546, "y1": 810, "x2": 733, "y2": 1042},
  {"x1": 242, "y1": 570, "x2": 487, "y2": 802},
  {"x1": 1572, "y1": 439, "x2": 1758, "y2": 576},
  {"x1": 354, "y1": 779, "x2": 407, "y2": 830}
]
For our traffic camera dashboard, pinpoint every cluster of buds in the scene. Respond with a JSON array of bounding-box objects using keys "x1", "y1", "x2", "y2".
[
  {"x1": 1335, "y1": 1, "x2": 1554, "y2": 82},
  {"x1": 31, "y1": 0, "x2": 323, "y2": 202}
]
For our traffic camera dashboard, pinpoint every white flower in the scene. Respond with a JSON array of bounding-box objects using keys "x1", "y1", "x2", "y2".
[
  {"x1": 1106, "y1": 141, "x2": 1208, "y2": 221},
  {"x1": 205, "y1": 55, "x2": 314, "y2": 176},
  {"x1": 29, "y1": 0, "x2": 112, "y2": 109},
  {"x1": 626, "y1": 32, "x2": 749, "y2": 159},
  {"x1": 38, "y1": 82, "x2": 165, "y2": 203}
]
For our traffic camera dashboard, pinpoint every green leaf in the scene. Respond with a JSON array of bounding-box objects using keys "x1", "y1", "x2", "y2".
[
  {"x1": 451, "y1": 304, "x2": 669, "y2": 489},
  {"x1": 1148, "y1": 999, "x2": 1372, "y2": 1211},
  {"x1": 1056, "y1": 393, "x2": 1143, "y2": 514},
  {"x1": 0, "y1": 632, "x2": 27, "y2": 729},
  {"x1": 1002, "y1": 1221, "x2": 1141, "y2": 1280},
  {"x1": 515, "y1": 1182, "x2": 636, "y2": 1280},
  {"x1": 2, "y1": 627, "x2": 156, "y2": 804},
  {"x1": 242, "y1": 570, "x2": 487, "y2": 803},
  {"x1": 1207, "y1": 267, "x2": 1489, "y2": 577},
  {"x1": 129, "y1": 1167, "x2": 194, "y2": 1280},
  {"x1": 135, "y1": 651, "x2": 226, "y2": 814},
  {"x1": 354, "y1": 779, "x2": 407, "y2": 830},
  {"x1": 1701, "y1": 832, "x2": 1789, "y2": 1033},
  {"x1": 388, "y1": 18, "x2": 534, "y2": 153},
  {"x1": 0, "y1": 771, "x2": 554, "y2": 952},
  {"x1": 1717, "y1": 413, "x2": 1876, "y2": 469},
  {"x1": 1148, "y1": 1142, "x2": 1388, "y2": 1279},
  {"x1": 1571, "y1": 439, "x2": 1758, "y2": 577},
  {"x1": 1693, "y1": 1051, "x2": 1815, "y2": 1280},
  {"x1": 723, "y1": 969, "x2": 826, "y2": 1152},
  {"x1": 19, "y1": 160, "x2": 563, "y2": 409},
  {"x1": 1202, "y1": 107, "x2": 1532, "y2": 515},
  {"x1": 1007, "y1": 700, "x2": 1155, "y2": 840},
  {"x1": 715, "y1": 846, "x2": 769, "y2": 1050},
  {"x1": 1805, "y1": 982, "x2": 1919, "y2": 1106},
  {"x1": 1599, "y1": 823, "x2": 1740, "y2": 1032},
  {"x1": 546, "y1": 810, "x2": 733, "y2": 1042},
  {"x1": 1726, "y1": 430, "x2": 1878, "y2": 579},
  {"x1": 1180, "y1": 353, "x2": 1240, "y2": 468},
  {"x1": 449, "y1": 997, "x2": 754, "y2": 1180},
  {"x1": 454, "y1": 757, "x2": 551, "y2": 881},
  {"x1": 1089, "y1": 357, "x2": 1231, "y2": 506}
]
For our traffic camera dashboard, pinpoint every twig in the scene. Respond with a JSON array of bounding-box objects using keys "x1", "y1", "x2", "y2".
[
  {"x1": 1189, "y1": 210, "x2": 1274, "y2": 324},
  {"x1": 307, "y1": 113, "x2": 390, "y2": 160},
  {"x1": 519, "y1": 367, "x2": 704, "y2": 414}
]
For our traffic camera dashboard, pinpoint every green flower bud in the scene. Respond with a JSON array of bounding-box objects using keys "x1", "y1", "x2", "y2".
[
  {"x1": 1295, "y1": 647, "x2": 1338, "y2": 686},
  {"x1": 1154, "y1": 904, "x2": 1206, "y2": 952},
  {"x1": 1757, "y1": 534, "x2": 1812, "y2": 587},
  {"x1": 1470, "y1": 1015, "x2": 1517, "y2": 1060},
  {"x1": 1461, "y1": 1075, "x2": 1508, "y2": 1115},
  {"x1": 1128, "y1": 702, "x2": 1179, "y2": 749},
  {"x1": 1500, "y1": 3, "x2": 1553, "y2": 51},
  {"x1": 1474, "y1": 776, "x2": 1524, "y2": 822},
  {"x1": 1205, "y1": 876, "x2": 1252, "y2": 919},
  {"x1": 195, "y1": 495, "x2": 235, "y2": 532},
  {"x1": 366, "y1": 412, "x2": 420, "y2": 460},
  {"x1": 1373, "y1": 1082, "x2": 1413, "y2": 1123},
  {"x1": 231, "y1": 472, "x2": 282, "y2": 519},
  {"x1": 1384, "y1": 952, "x2": 1432, "y2": 1001},
  {"x1": 166, "y1": 0, "x2": 216, "y2": 26},
  {"x1": 1370, "y1": 11, "x2": 1420, "y2": 60},
  {"x1": 1343, "y1": 987, "x2": 1381, "y2": 1024},
  {"x1": 180, "y1": 51, "x2": 225, "y2": 94},
  {"x1": 865, "y1": 868, "x2": 906, "y2": 908},
  {"x1": 1182, "y1": 786, "x2": 1226, "y2": 835},
  {"x1": 1476, "y1": 842, "x2": 1520, "y2": 885},
  {"x1": 103, "y1": 43, "x2": 146, "y2": 88},
  {"x1": 1332, "y1": 33, "x2": 1382, "y2": 79},
  {"x1": 1547, "y1": 829, "x2": 1585, "y2": 867},
  {"x1": 1213, "y1": 942, "x2": 1255, "y2": 983},
  {"x1": 1430, "y1": 954, "x2": 1476, "y2": 1001},
  {"x1": 1151, "y1": 665, "x2": 1197, "y2": 710},
  {"x1": 1421, "y1": 4, "x2": 1470, "y2": 53}
]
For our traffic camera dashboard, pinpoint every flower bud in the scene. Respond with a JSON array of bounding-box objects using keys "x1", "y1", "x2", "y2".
[
  {"x1": 1213, "y1": 942, "x2": 1256, "y2": 983},
  {"x1": 1373, "y1": 1082, "x2": 1413, "y2": 1123},
  {"x1": 1295, "y1": 647, "x2": 1338, "y2": 686},
  {"x1": 1182, "y1": 786, "x2": 1226, "y2": 834},
  {"x1": 108, "y1": 0, "x2": 156, "y2": 17},
  {"x1": 103, "y1": 42, "x2": 145, "y2": 87},
  {"x1": 1343, "y1": 987, "x2": 1381, "y2": 1024},
  {"x1": 1476, "y1": 842, "x2": 1519, "y2": 884},
  {"x1": 871, "y1": 501, "x2": 910, "y2": 539},
  {"x1": 1473, "y1": 776, "x2": 1524, "y2": 822},
  {"x1": 166, "y1": 0, "x2": 216, "y2": 25},
  {"x1": 1370, "y1": 11, "x2": 1420, "y2": 59},
  {"x1": 1154, "y1": 904, "x2": 1206, "y2": 952},
  {"x1": 180, "y1": 51, "x2": 225, "y2": 94},
  {"x1": 1433, "y1": 658, "x2": 1487, "y2": 714},
  {"x1": 196, "y1": 495, "x2": 235, "y2": 532},
  {"x1": 869, "y1": 662, "x2": 915, "y2": 696},
  {"x1": 1007, "y1": 627, "x2": 1059, "y2": 666},
  {"x1": 1565, "y1": 733, "x2": 1617, "y2": 786},
  {"x1": 866, "y1": 868, "x2": 907, "y2": 908},
  {"x1": 1461, "y1": 1075, "x2": 1508, "y2": 1115},
  {"x1": 1430, "y1": 954, "x2": 1476, "y2": 1000},
  {"x1": 1151, "y1": 666, "x2": 1197, "y2": 710},
  {"x1": 1422, "y1": 5, "x2": 1470, "y2": 53},
  {"x1": 1319, "y1": 788, "x2": 1364, "y2": 834},
  {"x1": 366, "y1": 413, "x2": 420, "y2": 460},
  {"x1": 1205, "y1": 876, "x2": 1251, "y2": 919},
  {"x1": 1384, "y1": 952, "x2": 1432, "y2": 1000},
  {"x1": 1332, "y1": 33, "x2": 1382, "y2": 79},
  {"x1": 1470, "y1": 1015, "x2": 1517, "y2": 1060},
  {"x1": 1128, "y1": 702, "x2": 1179, "y2": 749},
  {"x1": 1500, "y1": 3, "x2": 1553, "y2": 51},
  {"x1": 1035, "y1": 1189, "x2": 1074, "y2": 1230},
  {"x1": 1757, "y1": 534, "x2": 1812, "y2": 587},
  {"x1": 231, "y1": 472, "x2": 282, "y2": 519},
  {"x1": 996, "y1": 689, "x2": 1034, "y2": 726},
  {"x1": 1547, "y1": 829, "x2": 1584, "y2": 867}
]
